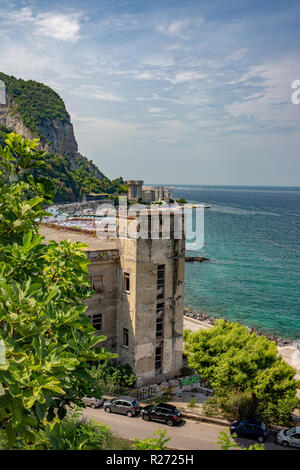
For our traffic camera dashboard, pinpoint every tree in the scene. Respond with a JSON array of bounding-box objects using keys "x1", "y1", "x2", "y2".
[
  {"x1": 216, "y1": 430, "x2": 264, "y2": 450},
  {"x1": 89, "y1": 361, "x2": 136, "y2": 391},
  {"x1": 0, "y1": 133, "x2": 116, "y2": 447},
  {"x1": 132, "y1": 429, "x2": 171, "y2": 450},
  {"x1": 184, "y1": 320, "x2": 298, "y2": 425}
]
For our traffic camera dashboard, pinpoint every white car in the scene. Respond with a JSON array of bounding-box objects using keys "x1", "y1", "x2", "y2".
[
  {"x1": 276, "y1": 426, "x2": 300, "y2": 448},
  {"x1": 82, "y1": 396, "x2": 104, "y2": 409}
]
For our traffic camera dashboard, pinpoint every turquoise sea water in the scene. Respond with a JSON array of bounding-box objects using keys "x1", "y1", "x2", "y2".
[{"x1": 173, "y1": 185, "x2": 300, "y2": 340}]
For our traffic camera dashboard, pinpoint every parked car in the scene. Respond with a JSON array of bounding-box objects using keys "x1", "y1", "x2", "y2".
[
  {"x1": 230, "y1": 419, "x2": 269, "y2": 442},
  {"x1": 103, "y1": 396, "x2": 140, "y2": 417},
  {"x1": 276, "y1": 426, "x2": 300, "y2": 448},
  {"x1": 141, "y1": 403, "x2": 181, "y2": 426},
  {"x1": 82, "y1": 396, "x2": 104, "y2": 409}
]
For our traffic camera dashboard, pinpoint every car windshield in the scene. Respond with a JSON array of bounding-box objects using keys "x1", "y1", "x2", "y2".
[
  {"x1": 260, "y1": 423, "x2": 266, "y2": 430},
  {"x1": 286, "y1": 427, "x2": 296, "y2": 436},
  {"x1": 132, "y1": 400, "x2": 139, "y2": 407}
]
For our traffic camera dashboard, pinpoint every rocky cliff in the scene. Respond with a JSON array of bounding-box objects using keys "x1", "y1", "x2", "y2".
[
  {"x1": 0, "y1": 73, "x2": 123, "y2": 201},
  {"x1": 0, "y1": 72, "x2": 79, "y2": 160}
]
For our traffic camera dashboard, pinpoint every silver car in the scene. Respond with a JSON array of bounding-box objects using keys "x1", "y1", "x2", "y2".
[
  {"x1": 82, "y1": 396, "x2": 104, "y2": 409},
  {"x1": 277, "y1": 426, "x2": 300, "y2": 448},
  {"x1": 103, "y1": 396, "x2": 140, "y2": 417}
]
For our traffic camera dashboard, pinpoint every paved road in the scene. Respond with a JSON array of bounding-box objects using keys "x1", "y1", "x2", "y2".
[
  {"x1": 82, "y1": 407, "x2": 298, "y2": 450},
  {"x1": 82, "y1": 407, "x2": 224, "y2": 450}
]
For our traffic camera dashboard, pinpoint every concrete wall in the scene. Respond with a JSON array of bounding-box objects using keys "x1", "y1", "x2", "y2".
[
  {"x1": 85, "y1": 249, "x2": 119, "y2": 351},
  {"x1": 116, "y1": 223, "x2": 185, "y2": 386}
]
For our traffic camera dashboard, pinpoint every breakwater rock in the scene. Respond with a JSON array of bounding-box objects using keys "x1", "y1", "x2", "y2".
[
  {"x1": 183, "y1": 306, "x2": 294, "y2": 346},
  {"x1": 185, "y1": 256, "x2": 210, "y2": 263}
]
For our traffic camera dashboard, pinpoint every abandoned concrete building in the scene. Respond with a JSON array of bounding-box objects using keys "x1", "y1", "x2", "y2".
[{"x1": 40, "y1": 211, "x2": 185, "y2": 387}]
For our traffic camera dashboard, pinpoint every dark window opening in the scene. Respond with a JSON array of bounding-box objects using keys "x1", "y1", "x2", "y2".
[
  {"x1": 156, "y1": 318, "x2": 164, "y2": 337},
  {"x1": 90, "y1": 275, "x2": 103, "y2": 293},
  {"x1": 157, "y1": 265, "x2": 165, "y2": 300},
  {"x1": 124, "y1": 273, "x2": 130, "y2": 293},
  {"x1": 91, "y1": 313, "x2": 102, "y2": 331},
  {"x1": 156, "y1": 302, "x2": 164, "y2": 338},
  {"x1": 123, "y1": 327, "x2": 129, "y2": 347},
  {"x1": 155, "y1": 344, "x2": 163, "y2": 370}
]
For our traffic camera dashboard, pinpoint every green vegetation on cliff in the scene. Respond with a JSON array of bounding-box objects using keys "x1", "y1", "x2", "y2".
[
  {"x1": 31, "y1": 152, "x2": 127, "y2": 203},
  {"x1": 1, "y1": 126, "x2": 126, "y2": 202},
  {"x1": 0, "y1": 73, "x2": 128, "y2": 203},
  {"x1": 0, "y1": 72, "x2": 68, "y2": 140}
]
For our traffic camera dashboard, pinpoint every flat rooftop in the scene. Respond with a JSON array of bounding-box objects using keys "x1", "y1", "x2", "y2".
[{"x1": 39, "y1": 225, "x2": 118, "y2": 251}]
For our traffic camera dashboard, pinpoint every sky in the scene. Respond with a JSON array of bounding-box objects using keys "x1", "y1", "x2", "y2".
[{"x1": 0, "y1": 0, "x2": 300, "y2": 185}]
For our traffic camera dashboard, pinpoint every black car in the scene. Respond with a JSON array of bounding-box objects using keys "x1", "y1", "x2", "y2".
[
  {"x1": 141, "y1": 403, "x2": 181, "y2": 426},
  {"x1": 230, "y1": 419, "x2": 269, "y2": 442}
]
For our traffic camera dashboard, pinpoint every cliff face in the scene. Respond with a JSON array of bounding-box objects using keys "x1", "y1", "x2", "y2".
[
  {"x1": 0, "y1": 92, "x2": 34, "y2": 142},
  {"x1": 38, "y1": 117, "x2": 78, "y2": 159},
  {"x1": 0, "y1": 84, "x2": 78, "y2": 159},
  {"x1": 0, "y1": 73, "x2": 124, "y2": 203}
]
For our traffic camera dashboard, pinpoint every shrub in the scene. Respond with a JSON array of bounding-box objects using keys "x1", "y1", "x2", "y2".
[
  {"x1": 218, "y1": 391, "x2": 254, "y2": 421},
  {"x1": 132, "y1": 429, "x2": 171, "y2": 450},
  {"x1": 89, "y1": 361, "x2": 137, "y2": 390},
  {"x1": 187, "y1": 399, "x2": 198, "y2": 409}
]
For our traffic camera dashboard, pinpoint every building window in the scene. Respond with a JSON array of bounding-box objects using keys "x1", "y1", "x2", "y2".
[
  {"x1": 156, "y1": 303, "x2": 164, "y2": 338},
  {"x1": 123, "y1": 328, "x2": 129, "y2": 347},
  {"x1": 155, "y1": 344, "x2": 163, "y2": 371},
  {"x1": 156, "y1": 317, "x2": 163, "y2": 338},
  {"x1": 157, "y1": 265, "x2": 165, "y2": 300},
  {"x1": 90, "y1": 274, "x2": 103, "y2": 293},
  {"x1": 91, "y1": 313, "x2": 102, "y2": 331},
  {"x1": 124, "y1": 273, "x2": 130, "y2": 293}
]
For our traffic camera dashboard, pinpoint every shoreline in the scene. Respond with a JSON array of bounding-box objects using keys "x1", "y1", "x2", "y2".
[{"x1": 183, "y1": 305, "x2": 299, "y2": 347}]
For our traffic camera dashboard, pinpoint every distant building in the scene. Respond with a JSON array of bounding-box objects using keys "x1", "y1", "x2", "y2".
[
  {"x1": 126, "y1": 180, "x2": 174, "y2": 204},
  {"x1": 142, "y1": 185, "x2": 156, "y2": 203},
  {"x1": 154, "y1": 186, "x2": 173, "y2": 203},
  {"x1": 142, "y1": 185, "x2": 173, "y2": 203},
  {"x1": 125, "y1": 180, "x2": 144, "y2": 202}
]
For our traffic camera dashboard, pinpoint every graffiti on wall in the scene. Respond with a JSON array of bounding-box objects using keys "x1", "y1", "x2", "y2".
[{"x1": 131, "y1": 374, "x2": 213, "y2": 400}]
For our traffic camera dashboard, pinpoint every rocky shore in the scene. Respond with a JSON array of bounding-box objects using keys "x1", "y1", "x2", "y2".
[
  {"x1": 185, "y1": 256, "x2": 210, "y2": 262},
  {"x1": 183, "y1": 306, "x2": 295, "y2": 347}
]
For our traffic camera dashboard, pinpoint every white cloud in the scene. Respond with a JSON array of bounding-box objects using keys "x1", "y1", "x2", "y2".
[
  {"x1": 169, "y1": 71, "x2": 205, "y2": 84},
  {"x1": 157, "y1": 18, "x2": 203, "y2": 39},
  {"x1": 141, "y1": 55, "x2": 175, "y2": 67},
  {"x1": 0, "y1": 7, "x2": 82, "y2": 42},
  {"x1": 225, "y1": 48, "x2": 248, "y2": 63},
  {"x1": 71, "y1": 114, "x2": 137, "y2": 132},
  {"x1": 226, "y1": 58, "x2": 300, "y2": 126},
  {"x1": 148, "y1": 107, "x2": 164, "y2": 113},
  {"x1": 93, "y1": 92, "x2": 124, "y2": 102},
  {"x1": 35, "y1": 12, "x2": 81, "y2": 41},
  {"x1": 69, "y1": 86, "x2": 125, "y2": 102}
]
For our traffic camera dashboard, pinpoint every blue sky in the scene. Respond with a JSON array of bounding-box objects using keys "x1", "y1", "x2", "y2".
[{"x1": 0, "y1": 0, "x2": 300, "y2": 185}]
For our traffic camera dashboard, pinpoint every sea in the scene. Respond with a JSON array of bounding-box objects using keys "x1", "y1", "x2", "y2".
[{"x1": 173, "y1": 185, "x2": 300, "y2": 341}]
